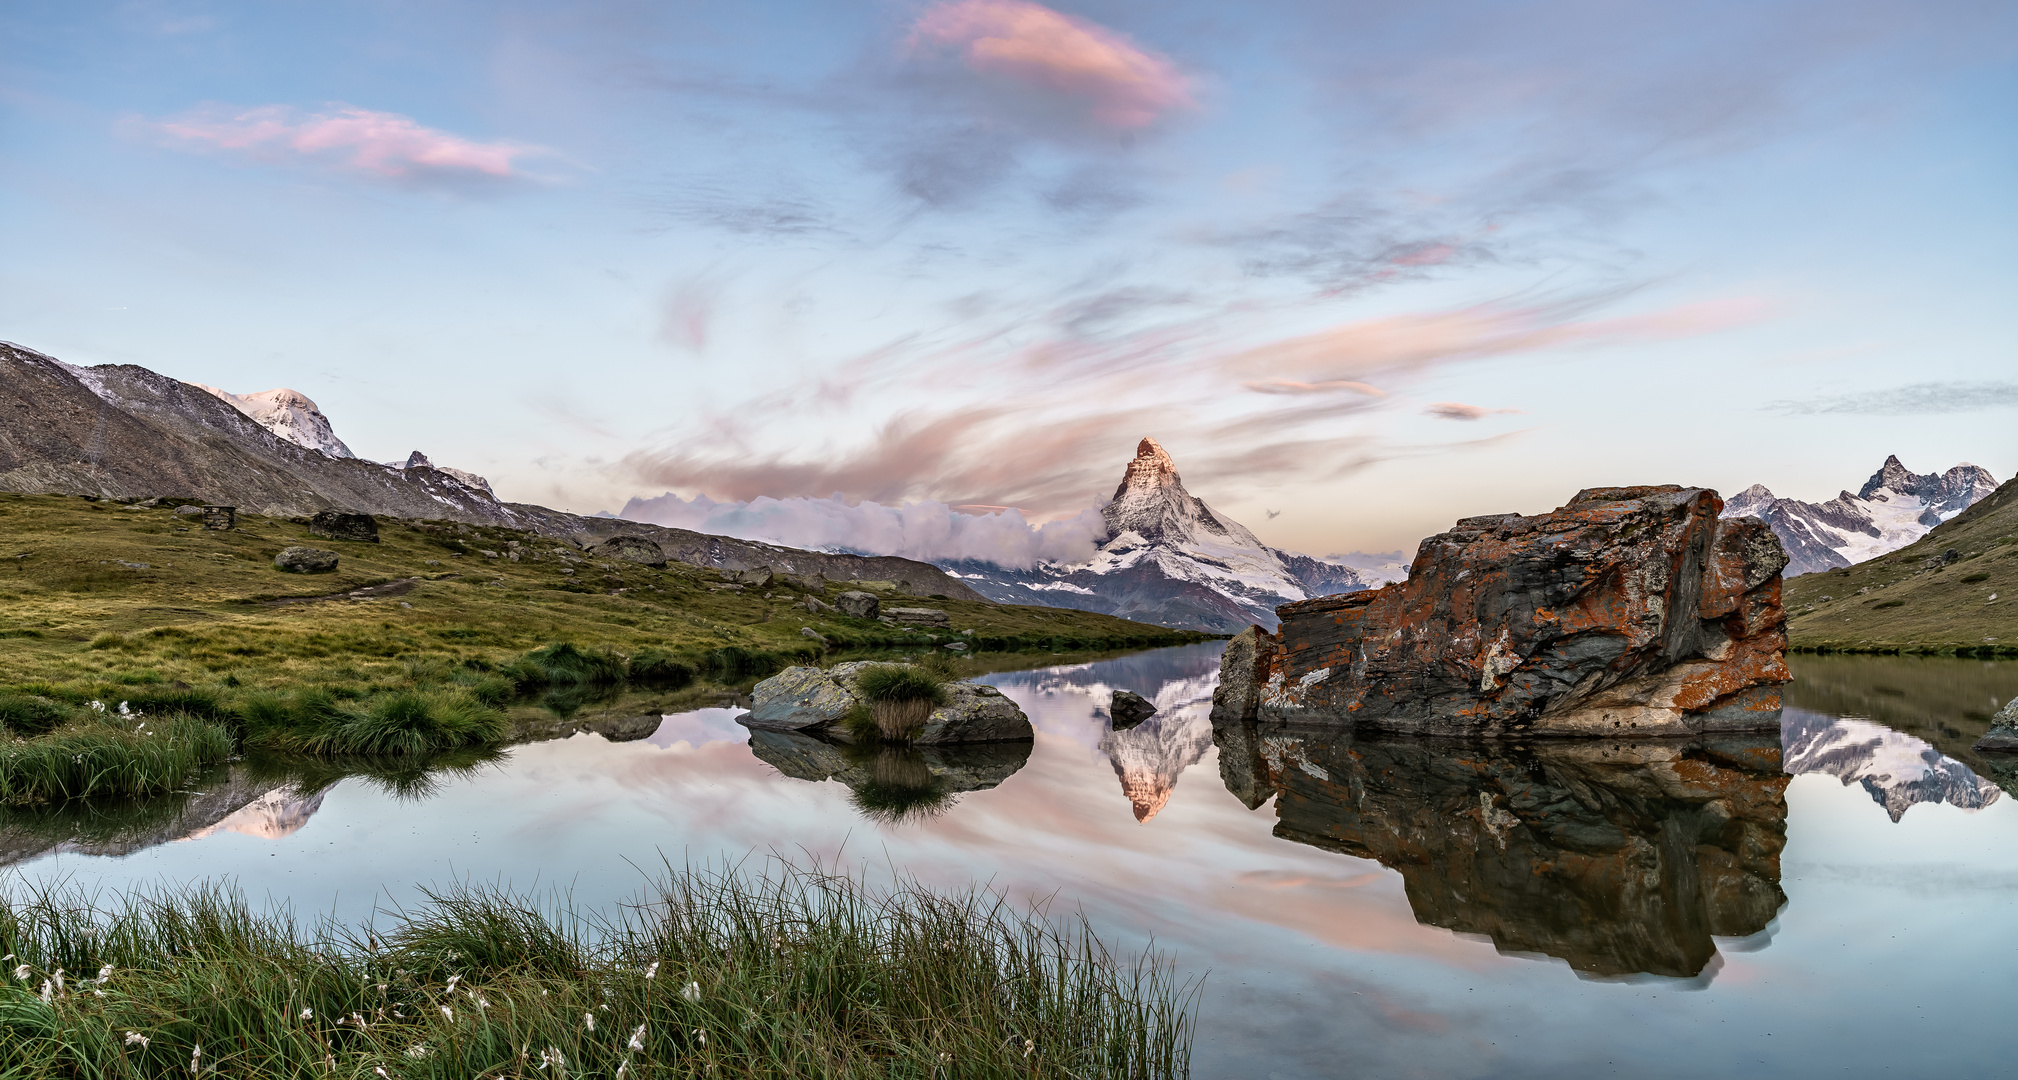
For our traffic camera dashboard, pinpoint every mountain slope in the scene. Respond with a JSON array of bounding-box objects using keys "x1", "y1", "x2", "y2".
[
  {"x1": 1783, "y1": 473, "x2": 2018, "y2": 653},
  {"x1": 0, "y1": 342, "x2": 985, "y2": 600},
  {"x1": 946, "y1": 438, "x2": 1365, "y2": 632},
  {"x1": 193, "y1": 383, "x2": 355, "y2": 458},
  {"x1": 1726, "y1": 456, "x2": 1998, "y2": 576}
]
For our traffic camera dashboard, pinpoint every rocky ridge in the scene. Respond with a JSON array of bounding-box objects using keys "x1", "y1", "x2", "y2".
[{"x1": 1726, "y1": 455, "x2": 1999, "y2": 576}]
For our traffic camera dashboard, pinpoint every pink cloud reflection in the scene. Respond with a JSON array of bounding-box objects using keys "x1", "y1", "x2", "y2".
[
  {"x1": 157, "y1": 104, "x2": 548, "y2": 181},
  {"x1": 909, "y1": 0, "x2": 1194, "y2": 129}
]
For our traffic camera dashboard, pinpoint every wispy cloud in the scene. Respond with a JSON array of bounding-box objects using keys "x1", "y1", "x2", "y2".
[
  {"x1": 154, "y1": 104, "x2": 557, "y2": 184},
  {"x1": 1423, "y1": 401, "x2": 1521, "y2": 420},
  {"x1": 907, "y1": 0, "x2": 1195, "y2": 132},
  {"x1": 1768, "y1": 381, "x2": 2018, "y2": 415}
]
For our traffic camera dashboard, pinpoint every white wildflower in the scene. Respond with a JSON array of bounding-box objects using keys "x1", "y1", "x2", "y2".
[
  {"x1": 89, "y1": 700, "x2": 105, "y2": 712},
  {"x1": 628, "y1": 1023, "x2": 646, "y2": 1052},
  {"x1": 13, "y1": 964, "x2": 28, "y2": 980},
  {"x1": 124, "y1": 1031, "x2": 149, "y2": 1048},
  {"x1": 584, "y1": 1011, "x2": 596, "y2": 1031},
  {"x1": 1024, "y1": 1039, "x2": 1035, "y2": 1058},
  {"x1": 682, "y1": 980, "x2": 701, "y2": 1003},
  {"x1": 191, "y1": 1044, "x2": 202, "y2": 1069},
  {"x1": 52, "y1": 968, "x2": 64, "y2": 994},
  {"x1": 642, "y1": 961, "x2": 659, "y2": 979},
  {"x1": 406, "y1": 1045, "x2": 433, "y2": 1059},
  {"x1": 375, "y1": 1069, "x2": 389, "y2": 1078},
  {"x1": 96, "y1": 964, "x2": 113, "y2": 982},
  {"x1": 444, "y1": 973, "x2": 461, "y2": 992},
  {"x1": 118, "y1": 701, "x2": 131, "y2": 715},
  {"x1": 694, "y1": 1028, "x2": 706, "y2": 1045},
  {"x1": 617, "y1": 1063, "x2": 629, "y2": 1080},
  {"x1": 538, "y1": 1046, "x2": 566, "y2": 1070},
  {"x1": 300, "y1": 1007, "x2": 313, "y2": 1020},
  {"x1": 440, "y1": 1004, "x2": 454, "y2": 1022},
  {"x1": 39, "y1": 980, "x2": 50, "y2": 1003}
]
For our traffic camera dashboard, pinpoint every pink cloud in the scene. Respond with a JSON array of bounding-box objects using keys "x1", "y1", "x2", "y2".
[
  {"x1": 1423, "y1": 401, "x2": 1521, "y2": 420},
  {"x1": 155, "y1": 104, "x2": 549, "y2": 181},
  {"x1": 1243, "y1": 378, "x2": 1388, "y2": 396},
  {"x1": 909, "y1": 0, "x2": 1194, "y2": 130}
]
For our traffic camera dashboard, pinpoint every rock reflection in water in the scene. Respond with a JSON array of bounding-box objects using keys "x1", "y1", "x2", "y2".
[
  {"x1": 1096, "y1": 671, "x2": 1218, "y2": 822},
  {"x1": 1781, "y1": 708, "x2": 2001, "y2": 821},
  {"x1": 746, "y1": 730, "x2": 1031, "y2": 823},
  {"x1": 1216, "y1": 723, "x2": 1789, "y2": 978}
]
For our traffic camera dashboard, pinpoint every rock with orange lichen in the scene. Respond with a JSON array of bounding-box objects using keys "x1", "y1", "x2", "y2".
[{"x1": 1229, "y1": 486, "x2": 1790, "y2": 736}]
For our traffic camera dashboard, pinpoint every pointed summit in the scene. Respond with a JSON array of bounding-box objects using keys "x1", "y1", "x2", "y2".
[
  {"x1": 1111, "y1": 436, "x2": 1182, "y2": 501},
  {"x1": 1101, "y1": 436, "x2": 1257, "y2": 546}
]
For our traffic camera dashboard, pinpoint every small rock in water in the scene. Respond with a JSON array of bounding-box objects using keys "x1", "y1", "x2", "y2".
[
  {"x1": 274, "y1": 546, "x2": 339, "y2": 574},
  {"x1": 1110, "y1": 689, "x2": 1157, "y2": 728}
]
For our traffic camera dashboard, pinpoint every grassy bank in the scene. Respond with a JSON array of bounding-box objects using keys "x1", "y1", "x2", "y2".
[
  {"x1": 0, "y1": 865, "x2": 1194, "y2": 1078},
  {"x1": 0, "y1": 493, "x2": 1210, "y2": 705},
  {"x1": 1785, "y1": 475, "x2": 2017, "y2": 656}
]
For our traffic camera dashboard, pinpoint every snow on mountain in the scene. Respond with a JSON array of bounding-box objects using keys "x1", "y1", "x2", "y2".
[
  {"x1": 192, "y1": 383, "x2": 354, "y2": 458},
  {"x1": 947, "y1": 438, "x2": 1367, "y2": 631},
  {"x1": 1724, "y1": 455, "x2": 1999, "y2": 576},
  {"x1": 390, "y1": 450, "x2": 494, "y2": 496},
  {"x1": 1781, "y1": 707, "x2": 2001, "y2": 822}
]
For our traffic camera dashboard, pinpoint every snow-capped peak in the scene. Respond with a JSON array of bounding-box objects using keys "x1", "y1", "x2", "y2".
[
  {"x1": 390, "y1": 450, "x2": 494, "y2": 496},
  {"x1": 192, "y1": 383, "x2": 354, "y2": 459},
  {"x1": 1101, "y1": 436, "x2": 1264, "y2": 549},
  {"x1": 1726, "y1": 455, "x2": 2000, "y2": 575}
]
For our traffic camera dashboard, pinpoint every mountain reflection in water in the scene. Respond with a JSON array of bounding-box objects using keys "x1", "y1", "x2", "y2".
[{"x1": 1215, "y1": 723, "x2": 1789, "y2": 979}]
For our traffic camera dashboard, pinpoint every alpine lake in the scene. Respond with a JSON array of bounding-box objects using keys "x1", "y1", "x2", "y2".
[{"x1": 6, "y1": 643, "x2": 2015, "y2": 1080}]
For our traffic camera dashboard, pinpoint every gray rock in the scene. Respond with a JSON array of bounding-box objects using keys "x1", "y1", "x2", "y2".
[
  {"x1": 801, "y1": 596, "x2": 836, "y2": 615},
  {"x1": 1210, "y1": 625, "x2": 1279, "y2": 723},
  {"x1": 800, "y1": 627, "x2": 830, "y2": 646},
  {"x1": 943, "y1": 641, "x2": 968, "y2": 651},
  {"x1": 307, "y1": 509, "x2": 379, "y2": 542},
  {"x1": 916, "y1": 683, "x2": 1031, "y2": 744},
  {"x1": 835, "y1": 590, "x2": 881, "y2": 619},
  {"x1": 738, "y1": 662, "x2": 1030, "y2": 744},
  {"x1": 593, "y1": 535, "x2": 669, "y2": 567},
  {"x1": 581, "y1": 713, "x2": 663, "y2": 743},
  {"x1": 1974, "y1": 696, "x2": 2018, "y2": 753},
  {"x1": 780, "y1": 572, "x2": 827, "y2": 593},
  {"x1": 732, "y1": 566, "x2": 775, "y2": 587},
  {"x1": 886, "y1": 607, "x2": 951, "y2": 628},
  {"x1": 273, "y1": 546, "x2": 339, "y2": 573},
  {"x1": 172, "y1": 505, "x2": 205, "y2": 519},
  {"x1": 746, "y1": 729, "x2": 1031, "y2": 795},
  {"x1": 1110, "y1": 689, "x2": 1157, "y2": 728},
  {"x1": 742, "y1": 665, "x2": 861, "y2": 731},
  {"x1": 201, "y1": 505, "x2": 236, "y2": 530}
]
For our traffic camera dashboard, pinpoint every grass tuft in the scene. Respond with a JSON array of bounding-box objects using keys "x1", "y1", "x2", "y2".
[
  {"x1": 854, "y1": 665, "x2": 949, "y2": 743},
  {"x1": 0, "y1": 714, "x2": 234, "y2": 804},
  {"x1": 627, "y1": 647, "x2": 696, "y2": 687}
]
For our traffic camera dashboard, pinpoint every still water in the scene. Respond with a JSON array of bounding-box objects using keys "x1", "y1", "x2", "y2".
[{"x1": 7, "y1": 645, "x2": 2017, "y2": 1079}]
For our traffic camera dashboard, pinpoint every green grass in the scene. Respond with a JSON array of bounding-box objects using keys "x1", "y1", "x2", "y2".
[
  {"x1": 0, "y1": 714, "x2": 234, "y2": 805},
  {"x1": 848, "y1": 666, "x2": 949, "y2": 743},
  {"x1": 237, "y1": 686, "x2": 509, "y2": 757},
  {"x1": 0, "y1": 864, "x2": 1195, "y2": 1078}
]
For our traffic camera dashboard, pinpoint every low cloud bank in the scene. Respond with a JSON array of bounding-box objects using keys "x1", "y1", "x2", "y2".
[{"x1": 617, "y1": 491, "x2": 1106, "y2": 569}]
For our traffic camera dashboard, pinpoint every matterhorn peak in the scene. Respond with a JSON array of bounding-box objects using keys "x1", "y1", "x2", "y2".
[{"x1": 1113, "y1": 436, "x2": 1182, "y2": 501}]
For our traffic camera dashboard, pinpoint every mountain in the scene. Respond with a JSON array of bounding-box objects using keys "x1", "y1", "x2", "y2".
[
  {"x1": 942, "y1": 438, "x2": 1366, "y2": 631},
  {"x1": 193, "y1": 383, "x2": 355, "y2": 459},
  {"x1": 1782, "y1": 473, "x2": 2018, "y2": 652},
  {"x1": 1096, "y1": 669, "x2": 1220, "y2": 822},
  {"x1": 1781, "y1": 708, "x2": 2001, "y2": 822},
  {"x1": 0, "y1": 341, "x2": 985, "y2": 599},
  {"x1": 1725, "y1": 455, "x2": 1999, "y2": 576}
]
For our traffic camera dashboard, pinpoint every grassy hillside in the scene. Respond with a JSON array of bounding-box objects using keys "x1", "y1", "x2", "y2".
[
  {"x1": 0, "y1": 493, "x2": 1208, "y2": 702},
  {"x1": 1785, "y1": 475, "x2": 2018, "y2": 655}
]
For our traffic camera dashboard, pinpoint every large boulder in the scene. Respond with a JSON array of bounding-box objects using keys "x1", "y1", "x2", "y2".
[
  {"x1": 737, "y1": 662, "x2": 1031, "y2": 743},
  {"x1": 593, "y1": 535, "x2": 668, "y2": 567},
  {"x1": 885, "y1": 607, "x2": 951, "y2": 628},
  {"x1": 273, "y1": 546, "x2": 339, "y2": 573},
  {"x1": 1210, "y1": 626, "x2": 1279, "y2": 724},
  {"x1": 834, "y1": 591, "x2": 881, "y2": 619},
  {"x1": 1974, "y1": 696, "x2": 2018, "y2": 753},
  {"x1": 306, "y1": 509, "x2": 379, "y2": 543},
  {"x1": 1250, "y1": 486, "x2": 1791, "y2": 736}
]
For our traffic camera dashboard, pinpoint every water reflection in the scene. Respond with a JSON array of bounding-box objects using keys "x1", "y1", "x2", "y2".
[
  {"x1": 1216, "y1": 723, "x2": 1789, "y2": 979},
  {"x1": 1785, "y1": 653, "x2": 2018, "y2": 797},
  {"x1": 747, "y1": 729, "x2": 1032, "y2": 823},
  {"x1": 1781, "y1": 709, "x2": 2001, "y2": 821}
]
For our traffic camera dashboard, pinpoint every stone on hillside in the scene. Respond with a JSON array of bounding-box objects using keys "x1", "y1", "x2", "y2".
[
  {"x1": 802, "y1": 595, "x2": 836, "y2": 615},
  {"x1": 593, "y1": 535, "x2": 668, "y2": 567},
  {"x1": 835, "y1": 590, "x2": 881, "y2": 619},
  {"x1": 201, "y1": 505, "x2": 236, "y2": 530},
  {"x1": 780, "y1": 571, "x2": 826, "y2": 592},
  {"x1": 1110, "y1": 689, "x2": 1157, "y2": 728},
  {"x1": 1974, "y1": 696, "x2": 2018, "y2": 753},
  {"x1": 172, "y1": 505, "x2": 205, "y2": 519},
  {"x1": 886, "y1": 607, "x2": 950, "y2": 628},
  {"x1": 800, "y1": 627, "x2": 830, "y2": 646},
  {"x1": 274, "y1": 546, "x2": 339, "y2": 574},
  {"x1": 733, "y1": 566, "x2": 775, "y2": 587},
  {"x1": 307, "y1": 509, "x2": 379, "y2": 543},
  {"x1": 1252, "y1": 486, "x2": 1792, "y2": 736}
]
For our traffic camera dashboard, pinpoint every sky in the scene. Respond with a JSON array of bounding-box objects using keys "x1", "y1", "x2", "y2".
[{"x1": 4, "y1": 0, "x2": 2016, "y2": 563}]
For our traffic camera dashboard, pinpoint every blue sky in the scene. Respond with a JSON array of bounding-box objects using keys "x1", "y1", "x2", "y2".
[{"x1": 4, "y1": 0, "x2": 2015, "y2": 558}]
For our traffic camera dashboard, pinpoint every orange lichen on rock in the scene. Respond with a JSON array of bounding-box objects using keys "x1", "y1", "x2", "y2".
[{"x1": 1220, "y1": 486, "x2": 1790, "y2": 736}]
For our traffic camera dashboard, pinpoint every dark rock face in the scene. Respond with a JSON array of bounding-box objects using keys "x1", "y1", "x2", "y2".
[
  {"x1": 1213, "y1": 723, "x2": 1789, "y2": 978},
  {"x1": 1246, "y1": 486, "x2": 1791, "y2": 736},
  {"x1": 593, "y1": 535, "x2": 668, "y2": 567},
  {"x1": 306, "y1": 509, "x2": 379, "y2": 543},
  {"x1": 273, "y1": 546, "x2": 339, "y2": 573},
  {"x1": 1110, "y1": 689, "x2": 1157, "y2": 728},
  {"x1": 1209, "y1": 625, "x2": 1280, "y2": 724},
  {"x1": 201, "y1": 505, "x2": 235, "y2": 530},
  {"x1": 834, "y1": 591, "x2": 881, "y2": 619}
]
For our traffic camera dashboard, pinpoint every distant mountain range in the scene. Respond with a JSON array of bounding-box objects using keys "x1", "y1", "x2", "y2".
[
  {"x1": 0, "y1": 342, "x2": 984, "y2": 598},
  {"x1": 1725, "y1": 455, "x2": 1999, "y2": 576},
  {"x1": 943, "y1": 438, "x2": 1367, "y2": 631}
]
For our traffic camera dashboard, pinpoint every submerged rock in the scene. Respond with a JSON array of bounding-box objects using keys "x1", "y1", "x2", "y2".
[
  {"x1": 738, "y1": 662, "x2": 1031, "y2": 744},
  {"x1": 273, "y1": 545, "x2": 339, "y2": 573},
  {"x1": 1974, "y1": 696, "x2": 2018, "y2": 753},
  {"x1": 1234, "y1": 486, "x2": 1791, "y2": 736},
  {"x1": 1110, "y1": 689, "x2": 1157, "y2": 728}
]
